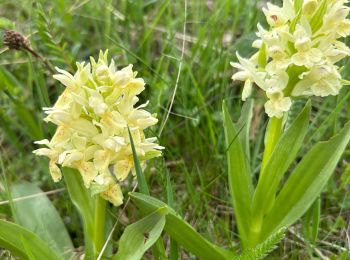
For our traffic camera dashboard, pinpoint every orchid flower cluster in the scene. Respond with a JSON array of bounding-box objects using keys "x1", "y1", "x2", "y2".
[
  {"x1": 231, "y1": 0, "x2": 350, "y2": 118},
  {"x1": 33, "y1": 51, "x2": 163, "y2": 206}
]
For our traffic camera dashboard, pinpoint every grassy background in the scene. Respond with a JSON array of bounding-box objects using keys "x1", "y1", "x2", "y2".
[{"x1": 0, "y1": 0, "x2": 349, "y2": 258}]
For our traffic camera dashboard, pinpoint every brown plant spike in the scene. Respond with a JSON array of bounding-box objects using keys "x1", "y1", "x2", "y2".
[
  {"x1": 3, "y1": 29, "x2": 54, "y2": 73},
  {"x1": 3, "y1": 29, "x2": 30, "y2": 50}
]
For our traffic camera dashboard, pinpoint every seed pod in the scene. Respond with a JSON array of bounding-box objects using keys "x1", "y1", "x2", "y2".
[{"x1": 3, "y1": 29, "x2": 29, "y2": 50}]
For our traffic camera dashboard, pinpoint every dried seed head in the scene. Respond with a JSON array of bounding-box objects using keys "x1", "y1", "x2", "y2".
[{"x1": 3, "y1": 29, "x2": 29, "y2": 50}]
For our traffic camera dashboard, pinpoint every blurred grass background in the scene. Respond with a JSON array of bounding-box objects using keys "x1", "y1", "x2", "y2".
[{"x1": 0, "y1": 0, "x2": 349, "y2": 258}]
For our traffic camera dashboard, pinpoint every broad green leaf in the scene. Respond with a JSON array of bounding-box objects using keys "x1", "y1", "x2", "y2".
[
  {"x1": 63, "y1": 167, "x2": 94, "y2": 259},
  {"x1": 11, "y1": 182, "x2": 74, "y2": 258},
  {"x1": 260, "y1": 121, "x2": 350, "y2": 242},
  {"x1": 251, "y1": 101, "x2": 311, "y2": 239},
  {"x1": 0, "y1": 219, "x2": 62, "y2": 260},
  {"x1": 222, "y1": 101, "x2": 253, "y2": 247},
  {"x1": 130, "y1": 192, "x2": 234, "y2": 260},
  {"x1": 113, "y1": 207, "x2": 168, "y2": 260}
]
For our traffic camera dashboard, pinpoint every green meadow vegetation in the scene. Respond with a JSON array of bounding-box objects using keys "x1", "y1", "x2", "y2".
[{"x1": 0, "y1": 0, "x2": 350, "y2": 259}]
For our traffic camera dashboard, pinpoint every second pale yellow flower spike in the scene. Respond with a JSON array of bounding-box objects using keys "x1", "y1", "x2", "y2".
[{"x1": 231, "y1": 0, "x2": 350, "y2": 118}]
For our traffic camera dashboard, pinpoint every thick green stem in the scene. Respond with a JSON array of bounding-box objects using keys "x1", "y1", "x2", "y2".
[
  {"x1": 249, "y1": 116, "x2": 283, "y2": 247},
  {"x1": 260, "y1": 117, "x2": 283, "y2": 174},
  {"x1": 93, "y1": 195, "x2": 106, "y2": 259}
]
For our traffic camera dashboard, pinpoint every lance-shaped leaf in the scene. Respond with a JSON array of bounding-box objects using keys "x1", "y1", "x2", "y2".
[
  {"x1": 128, "y1": 126, "x2": 149, "y2": 195},
  {"x1": 250, "y1": 101, "x2": 310, "y2": 238},
  {"x1": 260, "y1": 121, "x2": 350, "y2": 242},
  {"x1": 113, "y1": 207, "x2": 168, "y2": 260},
  {"x1": 130, "y1": 192, "x2": 234, "y2": 260},
  {"x1": 0, "y1": 219, "x2": 62, "y2": 260},
  {"x1": 11, "y1": 182, "x2": 74, "y2": 258},
  {"x1": 222, "y1": 101, "x2": 253, "y2": 247}
]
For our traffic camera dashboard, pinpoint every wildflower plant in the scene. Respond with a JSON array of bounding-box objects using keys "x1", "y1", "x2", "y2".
[
  {"x1": 227, "y1": 0, "x2": 350, "y2": 249},
  {"x1": 31, "y1": 50, "x2": 163, "y2": 258}
]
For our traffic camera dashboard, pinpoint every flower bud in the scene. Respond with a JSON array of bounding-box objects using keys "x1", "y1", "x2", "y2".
[
  {"x1": 3, "y1": 29, "x2": 29, "y2": 50},
  {"x1": 303, "y1": 0, "x2": 318, "y2": 16}
]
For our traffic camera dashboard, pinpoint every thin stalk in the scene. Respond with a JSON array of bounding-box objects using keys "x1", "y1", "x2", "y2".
[
  {"x1": 93, "y1": 195, "x2": 106, "y2": 259},
  {"x1": 260, "y1": 117, "x2": 283, "y2": 174}
]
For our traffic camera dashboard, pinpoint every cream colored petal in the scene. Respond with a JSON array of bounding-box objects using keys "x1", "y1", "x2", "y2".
[
  {"x1": 232, "y1": 71, "x2": 249, "y2": 81},
  {"x1": 242, "y1": 79, "x2": 253, "y2": 101},
  {"x1": 93, "y1": 150, "x2": 111, "y2": 172},
  {"x1": 292, "y1": 79, "x2": 314, "y2": 96},
  {"x1": 34, "y1": 139, "x2": 50, "y2": 145},
  {"x1": 113, "y1": 160, "x2": 132, "y2": 181},
  {"x1": 33, "y1": 148, "x2": 52, "y2": 157},
  {"x1": 279, "y1": 97, "x2": 292, "y2": 112},
  {"x1": 71, "y1": 133, "x2": 87, "y2": 150},
  {"x1": 84, "y1": 145, "x2": 100, "y2": 161},
  {"x1": 49, "y1": 161, "x2": 62, "y2": 182},
  {"x1": 62, "y1": 151, "x2": 83, "y2": 166},
  {"x1": 303, "y1": 0, "x2": 317, "y2": 15},
  {"x1": 264, "y1": 101, "x2": 282, "y2": 118},
  {"x1": 50, "y1": 126, "x2": 71, "y2": 147},
  {"x1": 101, "y1": 184, "x2": 124, "y2": 206},
  {"x1": 70, "y1": 118, "x2": 100, "y2": 137},
  {"x1": 78, "y1": 161, "x2": 98, "y2": 188},
  {"x1": 53, "y1": 74, "x2": 75, "y2": 88}
]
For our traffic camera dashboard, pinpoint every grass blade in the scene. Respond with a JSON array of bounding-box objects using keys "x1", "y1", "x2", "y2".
[{"x1": 128, "y1": 127, "x2": 149, "y2": 195}]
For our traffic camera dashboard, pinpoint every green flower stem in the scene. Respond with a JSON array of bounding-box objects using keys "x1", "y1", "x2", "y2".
[
  {"x1": 248, "y1": 116, "x2": 283, "y2": 247},
  {"x1": 93, "y1": 195, "x2": 106, "y2": 259},
  {"x1": 260, "y1": 117, "x2": 283, "y2": 174}
]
